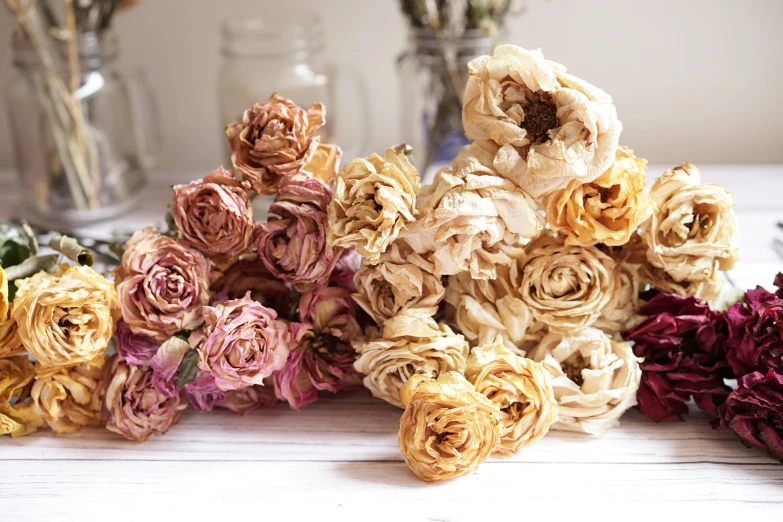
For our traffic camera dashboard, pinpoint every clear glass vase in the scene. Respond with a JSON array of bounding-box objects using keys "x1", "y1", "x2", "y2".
[
  {"x1": 5, "y1": 29, "x2": 159, "y2": 226},
  {"x1": 397, "y1": 29, "x2": 495, "y2": 180}
]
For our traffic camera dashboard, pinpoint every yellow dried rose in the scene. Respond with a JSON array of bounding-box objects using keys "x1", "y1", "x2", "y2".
[
  {"x1": 520, "y1": 236, "x2": 622, "y2": 332},
  {"x1": 0, "y1": 265, "x2": 8, "y2": 322},
  {"x1": 352, "y1": 240, "x2": 444, "y2": 326},
  {"x1": 639, "y1": 163, "x2": 739, "y2": 300},
  {"x1": 546, "y1": 146, "x2": 651, "y2": 246},
  {"x1": 0, "y1": 315, "x2": 23, "y2": 359},
  {"x1": 530, "y1": 327, "x2": 641, "y2": 436},
  {"x1": 399, "y1": 371, "x2": 501, "y2": 482},
  {"x1": 31, "y1": 360, "x2": 104, "y2": 434},
  {"x1": 0, "y1": 402, "x2": 44, "y2": 437},
  {"x1": 466, "y1": 337, "x2": 557, "y2": 455},
  {"x1": 0, "y1": 355, "x2": 35, "y2": 402},
  {"x1": 463, "y1": 45, "x2": 622, "y2": 198},
  {"x1": 12, "y1": 265, "x2": 119, "y2": 369},
  {"x1": 327, "y1": 149, "x2": 421, "y2": 264},
  {"x1": 352, "y1": 312, "x2": 469, "y2": 408},
  {"x1": 402, "y1": 143, "x2": 542, "y2": 279}
]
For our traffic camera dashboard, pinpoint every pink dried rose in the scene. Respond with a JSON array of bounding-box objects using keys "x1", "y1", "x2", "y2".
[
  {"x1": 115, "y1": 320, "x2": 159, "y2": 366},
  {"x1": 116, "y1": 228, "x2": 212, "y2": 342},
  {"x1": 714, "y1": 370, "x2": 783, "y2": 461},
  {"x1": 172, "y1": 167, "x2": 254, "y2": 267},
  {"x1": 149, "y1": 336, "x2": 226, "y2": 412},
  {"x1": 101, "y1": 355, "x2": 188, "y2": 442},
  {"x1": 329, "y1": 249, "x2": 362, "y2": 292},
  {"x1": 226, "y1": 93, "x2": 341, "y2": 194},
  {"x1": 191, "y1": 293, "x2": 290, "y2": 392},
  {"x1": 255, "y1": 174, "x2": 343, "y2": 291},
  {"x1": 217, "y1": 384, "x2": 278, "y2": 415},
  {"x1": 211, "y1": 256, "x2": 295, "y2": 315}
]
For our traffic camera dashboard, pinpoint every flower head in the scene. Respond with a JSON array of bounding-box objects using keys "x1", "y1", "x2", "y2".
[
  {"x1": 115, "y1": 320, "x2": 159, "y2": 366},
  {"x1": 399, "y1": 372, "x2": 501, "y2": 481},
  {"x1": 31, "y1": 361, "x2": 104, "y2": 434},
  {"x1": 0, "y1": 355, "x2": 35, "y2": 402},
  {"x1": 13, "y1": 265, "x2": 118, "y2": 369},
  {"x1": 172, "y1": 167, "x2": 254, "y2": 266},
  {"x1": 0, "y1": 265, "x2": 8, "y2": 322},
  {"x1": 217, "y1": 384, "x2": 278, "y2": 415},
  {"x1": 211, "y1": 257, "x2": 294, "y2": 315}
]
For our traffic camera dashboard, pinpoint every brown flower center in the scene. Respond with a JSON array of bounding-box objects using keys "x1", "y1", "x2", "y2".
[
  {"x1": 561, "y1": 352, "x2": 587, "y2": 387},
  {"x1": 521, "y1": 92, "x2": 558, "y2": 145},
  {"x1": 503, "y1": 401, "x2": 527, "y2": 421}
]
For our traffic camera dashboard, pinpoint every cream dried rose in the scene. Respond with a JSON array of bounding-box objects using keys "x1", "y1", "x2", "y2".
[
  {"x1": 399, "y1": 371, "x2": 501, "y2": 482},
  {"x1": 463, "y1": 45, "x2": 622, "y2": 198},
  {"x1": 593, "y1": 261, "x2": 643, "y2": 334},
  {"x1": 31, "y1": 360, "x2": 104, "y2": 434},
  {"x1": 466, "y1": 336, "x2": 558, "y2": 455},
  {"x1": 327, "y1": 149, "x2": 421, "y2": 264},
  {"x1": 352, "y1": 240, "x2": 444, "y2": 325},
  {"x1": 546, "y1": 146, "x2": 651, "y2": 246},
  {"x1": 530, "y1": 327, "x2": 641, "y2": 436},
  {"x1": 520, "y1": 236, "x2": 621, "y2": 332},
  {"x1": 639, "y1": 163, "x2": 739, "y2": 300},
  {"x1": 352, "y1": 312, "x2": 469, "y2": 408},
  {"x1": 402, "y1": 143, "x2": 542, "y2": 279}
]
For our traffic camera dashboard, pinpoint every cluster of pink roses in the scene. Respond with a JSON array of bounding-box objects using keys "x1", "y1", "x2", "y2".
[{"x1": 104, "y1": 93, "x2": 363, "y2": 441}]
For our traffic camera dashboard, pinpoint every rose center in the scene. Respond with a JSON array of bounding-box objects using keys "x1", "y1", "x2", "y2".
[
  {"x1": 520, "y1": 92, "x2": 558, "y2": 145},
  {"x1": 561, "y1": 351, "x2": 587, "y2": 387},
  {"x1": 503, "y1": 401, "x2": 527, "y2": 421}
]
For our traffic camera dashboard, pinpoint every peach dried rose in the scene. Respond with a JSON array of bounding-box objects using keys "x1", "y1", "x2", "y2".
[
  {"x1": 328, "y1": 149, "x2": 421, "y2": 264},
  {"x1": 31, "y1": 360, "x2": 104, "y2": 434},
  {"x1": 352, "y1": 312, "x2": 469, "y2": 408},
  {"x1": 402, "y1": 143, "x2": 542, "y2": 279},
  {"x1": 546, "y1": 146, "x2": 651, "y2": 246},
  {"x1": 530, "y1": 327, "x2": 641, "y2": 436},
  {"x1": 466, "y1": 337, "x2": 558, "y2": 455},
  {"x1": 463, "y1": 45, "x2": 622, "y2": 198},
  {"x1": 398, "y1": 371, "x2": 501, "y2": 482}
]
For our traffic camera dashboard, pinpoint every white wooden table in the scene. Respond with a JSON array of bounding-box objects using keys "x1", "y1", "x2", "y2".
[{"x1": 1, "y1": 166, "x2": 782, "y2": 519}]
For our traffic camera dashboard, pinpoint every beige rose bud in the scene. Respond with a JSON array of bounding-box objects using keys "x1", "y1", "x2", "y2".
[
  {"x1": 530, "y1": 327, "x2": 641, "y2": 436},
  {"x1": 399, "y1": 371, "x2": 501, "y2": 482},
  {"x1": 352, "y1": 312, "x2": 469, "y2": 408},
  {"x1": 546, "y1": 146, "x2": 652, "y2": 247},
  {"x1": 463, "y1": 45, "x2": 622, "y2": 198},
  {"x1": 31, "y1": 360, "x2": 104, "y2": 434},
  {"x1": 352, "y1": 240, "x2": 444, "y2": 325},
  {"x1": 639, "y1": 163, "x2": 739, "y2": 301},
  {"x1": 328, "y1": 149, "x2": 421, "y2": 264},
  {"x1": 402, "y1": 143, "x2": 542, "y2": 279},
  {"x1": 466, "y1": 337, "x2": 558, "y2": 455},
  {"x1": 520, "y1": 236, "x2": 622, "y2": 332}
]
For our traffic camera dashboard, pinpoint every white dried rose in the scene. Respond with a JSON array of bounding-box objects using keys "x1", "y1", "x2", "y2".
[
  {"x1": 463, "y1": 45, "x2": 622, "y2": 198},
  {"x1": 593, "y1": 262, "x2": 643, "y2": 335},
  {"x1": 639, "y1": 163, "x2": 739, "y2": 301},
  {"x1": 402, "y1": 143, "x2": 542, "y2": 280},
  {"x1": 530, "y1": 327, "x2": 641, "y2": 436},
  {"x1": 327, "y1": 149, "x2": 421, "y2": 264},
  {"x1": 352, "y1": 312, "x2": 469, "y2": 408},
  {"x1": 520, "y1": 236, "x2": 622, "y2": 332}
]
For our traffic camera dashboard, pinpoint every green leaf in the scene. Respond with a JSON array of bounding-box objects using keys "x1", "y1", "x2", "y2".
[
  {"x1": 176, "y1": 348, "x2": 199, "y2": 387},
  {"x1": 0, "y1": 223, "x2": 32, "y2": 269}
]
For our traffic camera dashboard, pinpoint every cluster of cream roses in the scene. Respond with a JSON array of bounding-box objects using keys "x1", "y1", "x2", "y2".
[{"x1": 328, "y1": 44, "x2": 739, "y2": 482}]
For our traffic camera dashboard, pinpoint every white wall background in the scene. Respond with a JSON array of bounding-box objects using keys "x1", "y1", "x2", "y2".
[{"x1": 0, "y1": 0, "x2": 782, "y2": 172}]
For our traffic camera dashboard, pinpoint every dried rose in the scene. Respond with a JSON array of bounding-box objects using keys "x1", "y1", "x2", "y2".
[
  {"x1": 226, "y1": 93, "x2": 340, "y2": 194},
  {"x1": 172, "y1": 167, "x2": 254, "y2": 267},
  {"x1": 520, "y1": 236, "x2": 622, "y2": 332},
  {"x1": 622, "y1": 292, "x2": 730, "y2": 421},
  {"x1": 13, "y1": 265, "x2": 119, "y2": 369},
  {"x1": 463, "y1": 45, "x2": 621, "y2": 198},
  {"x1": 0, "y1": 312, "x2": 22, "y2": 359},
  {"x1": 329, "y1": 249, "x2": 362, "y2": 292},
  {"x1": 639, "y1": 163, "x2": 739, "y2": 300},
  {"x1": 466, "y1": 337, "x2": 557, "y2": 455},
  {"x1": 0, "y1": 265, "x2": 8, "y2": 322},
  {"x1": 101, "y1": 355, "x2": 187, "y2": 442},
  {"x1": 115, "y1": 320, "x2": 159, "y2": 367},
  {"x1": 116, "y1": 228, "x2": 212, "y2": 342},
  {"x1": 353, "y1": 312, "x2": 469, "y2": 408},
  {"x1": 353, "y1": 241, "x2": 444, "y2": 326},
  {"x1": 217, "y1": 383, "x2": 277, "y2": 415},
  {"x1": 0, "y1": 355, "x2": 35, "y2": 402},
  {"x1": 255, "y1": 174, "x2": 342, "y2": 291},
  {"x1": 593, "y1": 262, "x2": 643, "y2": 335},
  {"x1": 328, "y1": 149, "x2": 421, "y2": 264},
  {"x1": 211, "y1": 256, "x2": 294, "y2": 314},
  {"x1": 402, "y1": 143, "x2": 541, "y2": 279},
  {"x1": 0, "y1": 402, "x2": 44, "y2": 437},
  {"x1": 191, "y1": 294, "x2": 290, "y2": 392},
  {"x1": 531, "y1": 328, "x2": 641, "y2": 435},
  {"x1": 31, "y1": 361, "x2": 104, "y2": 434},
  {"x1": 399, "y1": 372, "x2": 501, "y2": 482},
  {"x1": 715, "y1": 370, "x2": 783, "y2": 461},
  {"x1": 546, "y1": 146, "x2": 651, "y2": 246}
]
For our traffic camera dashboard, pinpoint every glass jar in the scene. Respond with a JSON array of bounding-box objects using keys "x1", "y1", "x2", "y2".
[
  {"x1": 397, "y1": 29, "x2": 495, "y2": 180},
  {"x1": 218, "y1": 11, "x2": 369, "y2": 169},
  {"x1": 5, "y1": 30, "x2": 159, "y2": 226}
]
